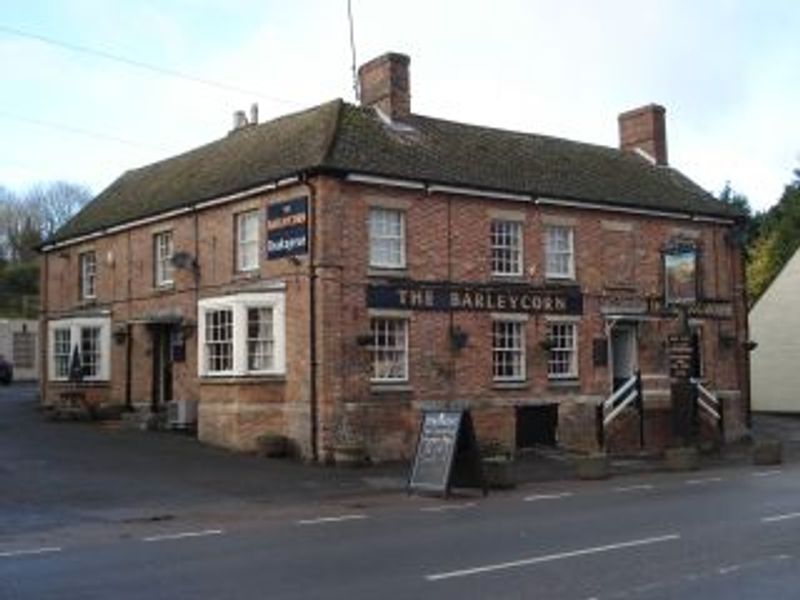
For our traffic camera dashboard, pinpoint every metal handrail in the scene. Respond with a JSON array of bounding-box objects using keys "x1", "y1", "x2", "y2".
[
  {"x1": 603, "y1": 374, "x2": 637, "y2": 411},
  {"x1": 691, "y1": 378, "x2": 721, "y2": 422},
  {"x1": 598, "y1": 371, "x2": 644, "y2": 449}
]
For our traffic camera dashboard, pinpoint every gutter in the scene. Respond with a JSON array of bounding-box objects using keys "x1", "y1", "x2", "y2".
[
  {"x1": 344, "y1": 172, "x2": 738, "y2": 225},
  {"x1": 302, "y1": 176, "x2": 319, "y2": 461},
  {"x1": 40, "y1": 176, "x2": 301, "y2": 253}
]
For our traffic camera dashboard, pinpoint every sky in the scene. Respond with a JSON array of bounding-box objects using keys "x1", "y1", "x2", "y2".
[{"x1": 1, "y1": 0, "x2": 798, "y2": 212}]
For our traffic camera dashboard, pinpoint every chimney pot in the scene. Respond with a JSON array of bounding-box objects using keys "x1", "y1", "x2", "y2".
[
  {"x1": 231, "y1": 110, "x2": 248, "y2": 132},
  {"x1": 357, "y1": 52, "x2": 411, "y2": 121},
  {"x1": 618, "y1": 104, "x2": 668, "y2": 166},
  {"x1": 250, "y1": 103, "x2": 259, "y2": 125}
]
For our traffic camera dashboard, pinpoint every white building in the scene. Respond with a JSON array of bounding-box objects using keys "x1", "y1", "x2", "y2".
[
  {"x1": 750, "y1": 248, "x2": 800, "y2": 413},
  {"x1": 0, "y1": 319, "x2": 39, "y2": 381}
]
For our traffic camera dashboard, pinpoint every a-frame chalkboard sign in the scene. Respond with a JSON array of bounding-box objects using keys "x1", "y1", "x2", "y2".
[{"x1": 408, "y1": 409, "x2": 487, "y2": 497}]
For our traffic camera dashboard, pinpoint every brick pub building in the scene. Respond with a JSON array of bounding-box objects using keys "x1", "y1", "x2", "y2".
[{"x1": 40, "y1": 52, "x2": 748, "y2": 462}]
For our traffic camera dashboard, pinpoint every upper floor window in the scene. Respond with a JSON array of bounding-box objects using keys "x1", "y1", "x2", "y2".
[
  {"x1": 370, "y1": 316, "x2": 408, "y2": 382},
  {"x1": 79, "y1": 251, "x2": 96, "y2": 299},
  {"x1": 490, "y1": 220, "x2": 523, "y2": 276},
  {"x1": 154, "y1": 231, "x2": 174, "y2": 287},
  {"x1": 545, "y1": 225, "x2": 575, "y2": 279},
  {"x1": 369, "y1": 207, "x2": 405, "y2": 269},
  {"x1": 47, "y1": 317, "x2": 111, "y2": 381},
  {"x1": 198, "y1": 292, "x2": 285, "y2": 377},
  {"x1": 236, "y1": 210, "x2": 260, "y2": 272},
  {"x1": 492, "y1": 319, "x2": 525, "y2": 382},
  {"x1": 547, "y1": 322, "x2": 578, "y2": 379}
]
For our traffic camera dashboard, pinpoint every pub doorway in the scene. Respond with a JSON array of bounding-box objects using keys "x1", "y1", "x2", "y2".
[
  {"x1": 516, "y1": 405, "x2": 558, "y2": 449},
  {"x1": 150, "y1": 324, "x2": 174, "y2": 412},
  {"x1": 610, "y1": 324, "x2": 638, "y2": 391}
]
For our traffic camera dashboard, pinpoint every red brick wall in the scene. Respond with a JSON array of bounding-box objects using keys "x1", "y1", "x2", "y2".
[
  {"x1": 39, "y1": 174, "x2": 748, "y2": 462},
  {"x1": 314, "y1": 177, "x2": 748, "y2": 460}
]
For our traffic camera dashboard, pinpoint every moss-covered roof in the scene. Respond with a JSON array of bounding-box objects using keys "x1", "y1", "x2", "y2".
[{"x1": 50, "y1": 99, "x2": 740, "y2": 244}]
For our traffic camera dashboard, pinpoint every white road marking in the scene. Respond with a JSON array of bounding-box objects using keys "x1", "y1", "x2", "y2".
[
  {"x1": 762, "y1": 512, "x2": 800, "y2": 523},
  {"x1": 425, "y1": 533, "x2": 681, "y2": 581},
  {"x1": 421, "y1": 502, "x2": 477, "y2": 513},
  {"x1": 613, "y1": 484, "x2": 655, "y2": 493},
  {"x1": 685, "y1": 477, "x2": 723, "y2": 486},
  {"x1": 296, "y1": 514, "x2": 368, "y2": 526},
  {"x1": 523, "y1": 492, "x2": 574, "y2": 502},
  {"x1": 142, "y1": 529, "x2": 223, "y2": 542},
  {"x1": 0, "y1": 547, "x2": 62, "y2": 558},
  {"x1": 752, "y1": 469, "x2": 782, "y2": 477}
]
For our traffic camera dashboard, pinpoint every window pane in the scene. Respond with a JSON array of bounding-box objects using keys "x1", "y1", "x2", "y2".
[
  {"x1": 80, "y1": 326, "x2": 101, "y2": 377},
  {"x1": 369, "y1": 208, "x2": 404, "y2": 268},
  {"x1": 370, "y1": 318, "x2": 408, "y2": 381},
  {"x1": 205, "y1": 308, "x2": 233, "y2": 372},
  {"x1": 80, "y1": 252, "x2": 97, "y2": 299},
  {"x1": 547, "y1": 322, "x2": 578, "y2": 378},
  {"x1": 155, "y1": 232, "x2": 174, "y2": 285},
  {"x1": 545, "y1": 226, "x2": 574, "y2": 278},
  {"x1": 492, "y1": 320, "x2": 524, "y2": 381},
  {"x1": 247, "y1": 307, "x2": 274, "y2": 371},
  {"x1": 53, "y1": 328, "x2": 71, "y2": 378},
  {"x1": 491, "y1": 220, "x2": 522, "y2": 275},
  {"x1": 237, "y1": 211, "x2": 259, "y2": 271}
]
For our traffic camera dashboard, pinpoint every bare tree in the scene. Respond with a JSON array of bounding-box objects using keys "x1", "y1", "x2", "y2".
[{"x1": 26, "y1": 181, "x2": 92, "y2": 239}]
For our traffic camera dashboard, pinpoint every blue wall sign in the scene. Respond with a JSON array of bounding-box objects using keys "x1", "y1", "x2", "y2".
[{"x1": 266, "y1": 197, "x2": 308, "y2": 260}]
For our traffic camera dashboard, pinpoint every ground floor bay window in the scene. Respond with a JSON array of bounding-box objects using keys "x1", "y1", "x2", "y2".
[
  {"x1": 47, "y1": 317, "x2": 111, "y2": 381},
  {"x1": 197, "y1": 292, "x2": 286, "y2": 377}
]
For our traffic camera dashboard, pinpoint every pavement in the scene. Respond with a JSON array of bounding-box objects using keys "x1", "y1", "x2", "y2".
[{"x1": 2, "y1": 382, "x2": 799, "y2": 542}]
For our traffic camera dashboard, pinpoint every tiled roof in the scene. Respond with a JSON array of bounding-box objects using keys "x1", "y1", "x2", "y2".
[{"x1": 49, "y1": 99, "x2": 740, "y2": 244}]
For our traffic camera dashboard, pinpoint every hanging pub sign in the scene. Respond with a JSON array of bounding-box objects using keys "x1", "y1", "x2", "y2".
[
  {"x1": 664, "y1": 245, "x2": 697, "y2": 305},
  {"x1": 408, "y1": 409, "x2": 487, "y2": 497},
  {"x1": 266, "y1": 196, "x2": 308, "y2": 260},
  {"x1": 367, "y1": 282, "x2": 583, "y2": 315}
]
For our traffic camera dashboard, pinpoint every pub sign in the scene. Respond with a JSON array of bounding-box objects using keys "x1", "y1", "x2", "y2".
[
  {"x1": 367, "y1": 282, "x2": 583, "y2": 315},
  {"x1": 266, "y1": 196, "x2": 308, "y2": 260}
]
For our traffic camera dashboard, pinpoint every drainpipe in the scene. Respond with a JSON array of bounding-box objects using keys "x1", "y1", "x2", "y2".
[{"x1": 303, "y1": 176, "x2": 319, "y2": 461}]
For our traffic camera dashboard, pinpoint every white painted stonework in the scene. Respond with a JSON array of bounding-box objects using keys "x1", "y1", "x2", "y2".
[{"x1": 750, "y1": 248, "x2": 800, "y2": 412}]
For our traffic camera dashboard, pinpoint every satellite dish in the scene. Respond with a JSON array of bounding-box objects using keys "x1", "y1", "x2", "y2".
[{"x1": 170, "y1": 251, "x2": 197, "y2": 271}]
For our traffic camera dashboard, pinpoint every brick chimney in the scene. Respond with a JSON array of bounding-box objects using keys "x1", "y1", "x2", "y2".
[
  {"x1": 358, "y1": 52, "x2": 411, "y2": 121},
  {"x1": 618, "y1": 104, "x2": 668, "y2": 166}
]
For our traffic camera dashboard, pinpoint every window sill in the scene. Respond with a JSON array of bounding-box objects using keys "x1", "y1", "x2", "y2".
[
  {"x1": 490, "y1": 274, "x2": 527, "y2": 282},
  {"x1": 233, "y1": 269, "x2": 261, "y2": 280},
  {"x1": 153, "y1": 283, "x2": 176, "y2": 294},
  {"x1": 368, "y1": 267, "x2": 408, "y2": 279},
  {"x1": 200, "y1": 375, "x2": 286, "y2": 385},
  {"x1": 492, "y1": 381, "x2": 530, "y2": 390},
  {"x1": 370, "y1": 383, "x2": 413, "y2": 394},
  {"x1": 547, "y1": 379, "x2": 580, "y2": 390},
  {"x1": 544, "y1": 277, "x2": 577, "y2": 285},
  {"x1": 49, "y1": 380, "x2": 110, "y2": 387}
]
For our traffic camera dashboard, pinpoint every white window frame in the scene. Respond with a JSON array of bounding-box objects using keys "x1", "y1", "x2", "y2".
[
  {"x1": 47, "y1": 317, "x2": 111, "y2": 381},
  {"x1": 368, "y1": 207, "x2": 406, "y2": 269},
  {"x1": 547, "y1": 321, "x2": 579, "y2": 380},
  {"x1": 236, "y1": 210, "x2": 260, "y2": 272},
  {"x1": 79, "y1": 251, "x2": 97, "y2": 299},
  {"x1": 369, "y1": 316, "x2": 409, "y2": 383},
  {"x1": 198, "y1": 292, "x2": 285, "y2": 377},
  {"x1": 492, "y1": 318, "x2": 526, "y2": 382},
  {"x1": 154, "y1": 230, "x2": 174, "y2": 287},
  {"x1": 490, "y1": 219, "x2": 523, "y2": 276},
  {"x1": 545, "y1": 225, "x2": 575, "y2": 280}
]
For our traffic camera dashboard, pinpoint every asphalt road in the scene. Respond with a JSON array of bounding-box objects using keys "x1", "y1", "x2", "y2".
[
  {"x1": 3, "y1": 454, "x2": 800, "y2": 598},
  {"x1": 3, "y1": 384, "x2": 800, "y2": 599}
]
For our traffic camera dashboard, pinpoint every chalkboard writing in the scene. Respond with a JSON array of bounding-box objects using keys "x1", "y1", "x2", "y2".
[{"x1": 408, "y1": 410, "x2": 486, "y2": 497}]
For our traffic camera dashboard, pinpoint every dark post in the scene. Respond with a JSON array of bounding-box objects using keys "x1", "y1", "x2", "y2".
[
  {"x1": 670, "y1": 305, "x2": 697, "y2": 446},
  {"x1": 596, "y1": 403, "x2": 605, "y2": 450},
  {"x1": 636, "y1": 370, "x2": 645, "y2": 449}
]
